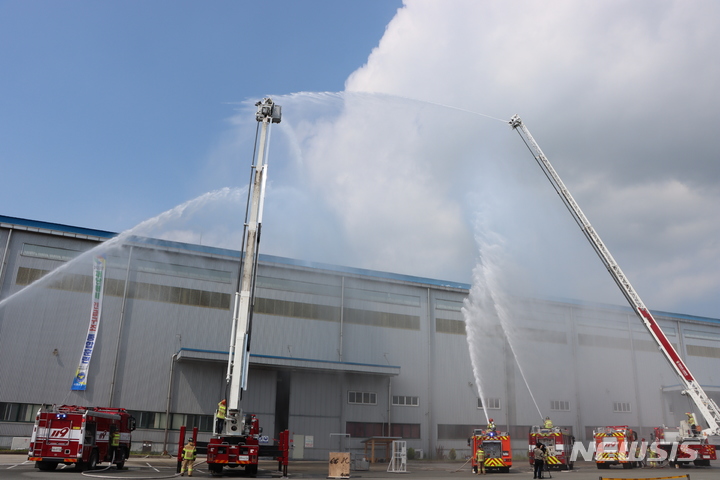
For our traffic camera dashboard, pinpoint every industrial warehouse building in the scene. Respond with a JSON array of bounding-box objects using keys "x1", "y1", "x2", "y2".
[{"x1": 1, "y1": 214, "x2": 719, "y2": 460}]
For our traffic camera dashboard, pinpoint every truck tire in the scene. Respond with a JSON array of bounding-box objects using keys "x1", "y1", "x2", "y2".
[
  {"x1": 88, "y1": 450, "x2": 99, "y2": 470},
  {"x1": 37, "y1": 461, "x2": 58, "y2": 471},
  {"x1": 245, "y1": 464, "x2": 258, "y2": 477},
  {"x1": 116, "y1": 447, "x2": 127, "y2": 469},
  {"x1": 209, "y1": 463, "x2": 224, "y2": 476}
]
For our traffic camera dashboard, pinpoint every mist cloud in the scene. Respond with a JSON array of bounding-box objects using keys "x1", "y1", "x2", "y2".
[{"x1": 199, "y1": 0, "x2": 719, "y2": 319}]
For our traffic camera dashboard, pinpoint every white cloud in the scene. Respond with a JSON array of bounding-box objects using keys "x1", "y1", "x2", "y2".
[{"x1": 195, "y1": 1, "x2": 719, "y2": 319}]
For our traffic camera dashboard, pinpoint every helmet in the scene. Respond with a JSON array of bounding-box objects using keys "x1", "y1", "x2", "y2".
[
  {"x1": 221, "y1": 399, "x2": 226, "y2": 404},
  {"x1": 489, "y1": 419, "x2": 493, "y2": 422}
]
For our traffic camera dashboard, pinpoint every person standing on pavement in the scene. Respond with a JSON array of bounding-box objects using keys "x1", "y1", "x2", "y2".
[
  {"x1": 533, "y1": 442, "x2": 545, "y2": 479},
  {"x1": 180, "y1": 439, "x2": 196, "y2": 477},
  {"x1": 475, "y1": 446, "x2": 486, "y2": 475}
]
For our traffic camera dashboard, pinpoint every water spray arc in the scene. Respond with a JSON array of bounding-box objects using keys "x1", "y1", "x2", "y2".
[{"x1": 463, "y1": 232, "x2": 544, "y2": 427}]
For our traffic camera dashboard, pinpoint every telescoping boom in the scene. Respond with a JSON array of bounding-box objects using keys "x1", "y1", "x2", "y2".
[
  {"x1": 509, "y1": 115, "x2": 720, "y2": 437},
  {"x1": 224, "y1": 98, "x2": 281, "y2": 434}
]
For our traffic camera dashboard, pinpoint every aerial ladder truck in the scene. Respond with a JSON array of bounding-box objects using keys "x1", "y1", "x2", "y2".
[
  {"x1": 510, "y1": 115, "x2": 719, "y2": 467},
  {"x1": 200, "y1": 98, "x2": 289, "y2": 477}
]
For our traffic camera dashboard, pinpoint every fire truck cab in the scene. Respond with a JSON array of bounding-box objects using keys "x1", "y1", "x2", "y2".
[
  {"x1": 528, "y1": 425, "x2": 575, "y2": 470},
  {"x1": 593, "y1": 425, "x2": 638, "y2": 469},
  {"x1": 469, "y1": 428, "x2": 513, "y2": 473},
  {"x1": 28, "y1": 404, "x2": 135, "y2": 471}
]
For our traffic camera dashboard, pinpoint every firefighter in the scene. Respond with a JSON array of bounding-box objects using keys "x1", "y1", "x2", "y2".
[
  {"x1": 686, "y1": 412, "x2": 698, "y2": 436},
  {"x1": 636, "y1": 438, "x2": 647, "y2": 467},
  {"x1": 110, "y1": 426, "x2": 121, "y2": 462},
  {"x1": 215, "y1": 399, "x2": 227, "y2": 435},
  {"x1": 533, "y1": 442, "x2": 545, "y2": 479},
  {"x1": 180, "y1": 439, "x2": 196, "y2": 477},
  {"x1": 543, "y1": 416, "x2": 553, "y2": 429},
  {"x1": 487, "y1": 418, "x2": 496, "y2": 433},
  {"x1": 475, "y1": 445, "x2": 486, "y2": 475},
  {"x1": 647, "y1": 442, "x2": 658, "y2": 468}
]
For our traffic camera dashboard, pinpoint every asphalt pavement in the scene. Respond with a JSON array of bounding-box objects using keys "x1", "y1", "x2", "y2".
[{"x1": 1, "y1": 455, "x2": 717, "y2": 480}]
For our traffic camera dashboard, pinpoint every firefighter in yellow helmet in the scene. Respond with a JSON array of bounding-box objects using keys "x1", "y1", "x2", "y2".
[
  {"x1": 180, "y1": 439, "x2": 196, "y2": 477},
  {"x1": 216, "y1": 399, "x2": 227, "y2": 435},
  {"x1": 475, "y1": 445, "x2": 486, "y2": 475},
  {"x1": 543, "y1": 416, "x2": 553, "y2": 429},
  {"x1": 686, "y1": 412, "x2": 698, "y2": 436}
]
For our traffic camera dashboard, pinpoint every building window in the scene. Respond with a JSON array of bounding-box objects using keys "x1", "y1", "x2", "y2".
[
  {"x1": 0, "y1": 403, "x2": 42, "y2": 422},
  {"x1": 436, "y1": 299, "x2": 463, "y2": 311},
  {"x1": 348, "y1": 391, "x2": 377, "y2": 405},
  {"x1": 129, "y1": 411, "x2": 167, "y2": 430},
  {"x1": 477, "y1": 398, "x2": 500, "y2": 409},
  {"x1": 436, "y1": 318, "x2": 466, "y2": 335},
  {"x1": 391, "y1": 423, "x2": 421, "y2": 439},
  {"x1": 613, "y1": 402, "x2": 631, "y2": 413},
  {"x1": 550, "y1": 400, "x2": 570, "y2": 411},
  {"x1": 171, "y1": 413, "x2": 214, "y2": 432},
  {"x1": 346, "y1": 422, "x2": 386, "y2": 437},
  {"x1": 392, "y1": 396, "x2": 419, "y2": 407},
  {"x1": 438, "y1": 424, "x2": 478, "y2": 440}
]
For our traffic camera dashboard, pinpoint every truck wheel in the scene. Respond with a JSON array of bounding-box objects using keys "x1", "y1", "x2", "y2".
[
  {"x1": 116, "y1": 448, "x2": 127, "y2": 469},
  {"x1": 209, "y1": 463, "x2": 224, "y2": 476},
  {"x1": 37, "y1": 461, "x2": 58, "y2": 471},
  {"x1": 246, "y1": 464, "x2": 258, "y2": 477},
  {"x1": 568, "y1": 462, "x2": 574, "y2": 470},
  {"x1": 88, "y1": 450, "x2": 99, "y2": 470}
]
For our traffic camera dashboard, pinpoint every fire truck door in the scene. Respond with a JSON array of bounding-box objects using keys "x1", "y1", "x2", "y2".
[{"x1": 85, "y1": 423, "x2": 96, "y2": 446}]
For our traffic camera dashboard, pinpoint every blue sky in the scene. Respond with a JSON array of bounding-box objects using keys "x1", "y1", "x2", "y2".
[
  {"x1": 0, "y1": 1, "x2": 401, "y2": 228},
  {"x1": 2, "y1": 1, "x2": 720, "y2": 319}
]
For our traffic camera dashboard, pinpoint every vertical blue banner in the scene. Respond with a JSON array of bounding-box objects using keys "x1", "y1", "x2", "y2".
[{"x1": 71, "y1": 256, "x2": 106, "y2": 391}]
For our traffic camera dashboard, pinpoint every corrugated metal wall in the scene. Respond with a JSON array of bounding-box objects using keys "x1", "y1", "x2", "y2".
[{"x1": 2, "y1": 219, "x2": 720, "y2": 459}]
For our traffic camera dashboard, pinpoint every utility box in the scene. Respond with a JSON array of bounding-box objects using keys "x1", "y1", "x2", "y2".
[{"x1": 11, "y1": 437, "x2": 30, "y2": 451}]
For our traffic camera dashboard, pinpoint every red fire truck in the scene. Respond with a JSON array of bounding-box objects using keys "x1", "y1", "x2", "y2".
[
  {"x1": 469, "y1": 428, "x2": 513, "y2": 473},
  {"x1": 528, "y1": 425, "x2": 575, "y2": 470},
  {"x1": 28, "y1": 404, "x2": 135, "y2": 471},
  {"x1": 593, "y1": 426, "x2": 638, "y2": 469},
  {"x1": 201, "y1": 414, "x2": 290, "y2": 477},
  {"x1": 653, "y1": 424, "x2": 716, "y2": 467}
]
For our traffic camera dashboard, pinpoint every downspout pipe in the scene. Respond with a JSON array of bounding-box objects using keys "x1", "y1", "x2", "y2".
[
  {"x1": 0, "y1": 228, "x2": 13, "y2": 299},
  {"x1": 162, "y1": 352, "x2": 178, "y2": 455},
  {"x1": 109, "y1": 245, "x2": 133, "y2": 406}
]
